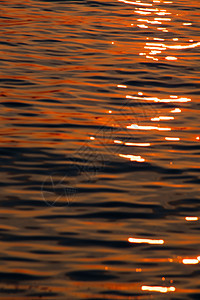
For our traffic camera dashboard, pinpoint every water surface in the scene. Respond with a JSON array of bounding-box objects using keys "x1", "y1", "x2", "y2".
[{"x1": 0, "y1": 0, "x2": 200, "y2": 299}]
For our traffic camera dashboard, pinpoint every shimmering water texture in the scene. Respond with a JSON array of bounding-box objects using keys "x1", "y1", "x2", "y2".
[{"x1": 0, "y1": 0, "x2": 200, "y2": 299}]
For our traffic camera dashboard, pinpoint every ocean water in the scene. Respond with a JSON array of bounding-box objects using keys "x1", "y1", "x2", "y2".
[{"x1": 0, "y1": 0, "x2": 200, "y2": 299}]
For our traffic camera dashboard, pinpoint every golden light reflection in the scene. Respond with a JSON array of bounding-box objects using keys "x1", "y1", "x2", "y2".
[
  {"x1": 138, "y1": 18, "x2": 161, "y2": 25},
  {"x1": 146, "y1": 55, "x2": 158, "y2": 61},
  {"x1": 136, "y1": 268, "x2": 142, "y2": 272},
  {"x1": 182, "y1": 259, "x2": 199, "y2": 265},
  {"x1": 127, "y1": 124, "x2": 171, "y2": 131},
  {"x1": 185, "y1": 217, "x2": 199, "y2": 221},
  {"x1": 128, "y1": 237, "x2": 164, "y2": 244},
  {"x1": 117, "y1": 84, "x2": 127, "y2": 88},
  {"x1": 137, "y1": 24, "x2": 149, "y2": 28},
  {"x1": 141, "y1": 286, "x2": 175, "y2": 293},
  {"x1": 155, "y1": 18, "x2": 171, "y2": 21},
  {"x1": 124, "y1": 142, "x2": 151, "y2": 147},
  {"x1": 165, "y1": 56, "x2": 177, "y2": 61},
  {"x1": 155, "y1": 11, "x2": 171, "y2": 16},
  {"x1": 133, "y1": 0, "x2": 200, "y2": 64},
  {"x1": 151, "y1": 116, "x2": 174, "y2": 121},
  {"x1": 118, "y1": 0, "x2": 152, "y2": 6},
  {"x1": 114, "y1": 140, "x2": 123, "y2": 144},
  {"x1": 126, "y1": 95, "x2": 191, "y2": 103},
  {"x1": 165, "y1": 137, "x2": 180, "y2": 141},
  {"x1": 160, "y1": 42, "x2": 199, "y2": 50},
  {"x1": 114, "y1": 140, "x2": 150, "y2": 147},
  {"x1": 135, "y1": 10, "x2": 151, "y2": 15},
  {"x1": 171, "y1": 108, "x2": 181, "y2": 113},
  {"x1": 119, "y1": 154, "x2": 145, "y2": 162},
  {"x1": 153, "y1": 37, "x2": 165, "y2": 40}
]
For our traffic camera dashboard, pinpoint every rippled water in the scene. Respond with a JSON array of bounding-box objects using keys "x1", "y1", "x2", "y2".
[{"x1": 0, "y1": 0, "x2": 200, "y2": 299}]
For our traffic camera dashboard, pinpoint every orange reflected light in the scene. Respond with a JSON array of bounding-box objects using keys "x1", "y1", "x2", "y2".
[
  {"x1": 137, "y1": 24, "x2": 149, "y2": 28},
  {"x1": 128, "y1": 237, "x2": 164, "y2": 244},
  {"x1": 165, "y1": 137, "x2": 180, "y2": 141},
  {"x1": 182, "y1": 259, "x2": 199, "y2": 265},
  {"x1": 166, "y1": 42, "x2": 200, "y2": 50},
  {"x1": 151, "y1": 116, "x2": 174, "y2": 121},
  {"x1": 185, "y1": 217, "x2": 199, "y2": 221},
  {"x1": 156, "y1": 12, "x2": 171, "y2": 15},
  {"x1": 141, "y1": 286, "x2": 175, "y2": 293},
  {"x1": 165, "y1": 56, "x2": 177, "y2": 61},
  {"x1": 119, "y1": 154, "x2": 145, "y2": 162},
  {"x1": 136, "y1": 268, "x2": 142, "y2": 272},
  {"x1": 138, "y1": 7, "x2": 158, "y2": 11},
  {"x1": 155, "y1": 18, "x2": 171, "y2": 21},
  {"x1": 126, "y1": 95, "x2": 191, "y2": 103},
  {"x1": 118, "y1": 0, "x2": 152, "y2": 6},
  {"x1": 145, "y1": 40, "x2": 190, "y2": 54},
  {"x1": 138, "y1": 18, "x2": 161, "y2": 24},
  {"x1": 117, "y1": 84, "x2": 127, "y2": 88},
  {"x1": 127, "y1": 124, "x2": 171, "y2": 131},
  {"x1": 171, "y1": 108, "x2": 181, "y2": 113},
  {"x1": 125, "y1": 142, "x2": 151, "y2": 147},
  {"x1": 135, "y1": 10, "x2": 151, "y2": 15},
  {"x1": 149, "y1": 50, "x2": 162, "y2": 55},
  {"x1": 151, "y1": 117, "x2": 160, "y2": 121},
  {"x1": 146, "y1": 55, "x2": 158, "y2": 61}
]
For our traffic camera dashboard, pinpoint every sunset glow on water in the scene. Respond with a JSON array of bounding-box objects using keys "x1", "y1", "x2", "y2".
[{"x1": 0, "y1": 0, "x2": 199, "y2": 299}]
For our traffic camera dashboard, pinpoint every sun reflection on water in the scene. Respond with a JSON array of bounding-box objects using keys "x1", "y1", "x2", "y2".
[
  {"x1": 141, "y1": 285, "x2": 176, "y2": 293},
  {"x1": 128, "y1": 237, "x2": 164, "y2": 244}
]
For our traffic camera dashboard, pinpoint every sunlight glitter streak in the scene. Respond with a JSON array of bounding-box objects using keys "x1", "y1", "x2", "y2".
[
  {"x1": 141, "y1": 286, "x2": 175, "y2": 293},
  {"x1": 117, "y1": 84, "x2": 127, "y2": 88},
  {"x1": 151, "y1": 116, "x2": 174, "y2": 121},
  {"x1": 118, "y1": 0, "x2": 152, "y2": 6},
  {"x1": 126, "y1": 95, "x2": 191, "y2": 103},
  {"x1": 171, "y1": 108, "x2": 181, "y2": 113},
  {"x1": 114, "y1": 140, "x2": 123, "y2": 144},
  {"x1": 127, "y1": 124, "x2": 171, "y2": 131},
  {"x1": 165, "y1": 137, "x2": 180, "y2": 141},
  {"x1": 147, "y1": 42, "x2": 200, "y2": 50},
  {"x1": 125, "y1": 142, "x2": 151, "y2": 147},
  {"x1": 165, "y1": 56, "x2": 177, "y2": 61},
  {"x1": 185, "y1": 217, "x2": 199, "y2": 221},
  {"x1": 135, "y1": 10, "x2": 151, "y2": 15},
  {"x1": 128, "y1": 238, "x2": 164, "y2": 244},
  {"x1": 119, "y1": 154, "x2": 145, "y2": 162},
  {"x1": 182, "y1": 259, "x2": 199, "y2": 265}
]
